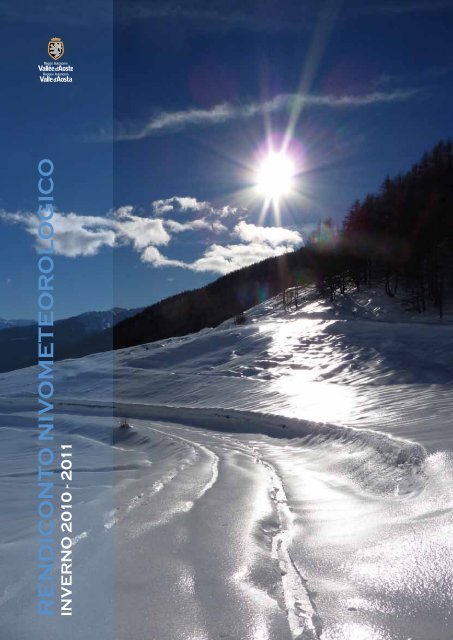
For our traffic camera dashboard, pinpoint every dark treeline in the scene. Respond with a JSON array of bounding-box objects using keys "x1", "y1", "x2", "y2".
[
  {"x1": 113, "y1": 249, "x2": 314, "y2": 348},
  {"x1": 333, "y1": 139, "x2": 453, "y2": 316},
  {"x1": 114, "y1": 139, "x2": 453, "y2": 350}
]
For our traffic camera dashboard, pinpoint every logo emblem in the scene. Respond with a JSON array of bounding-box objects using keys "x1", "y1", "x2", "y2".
[{"x1": 48, "y1": 37, "x2": 64, "y2": 61}]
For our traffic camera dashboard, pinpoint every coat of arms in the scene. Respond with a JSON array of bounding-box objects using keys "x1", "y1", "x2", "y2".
[{"x1": 48, "y1": 37, "x2": 64, "y2": 61}]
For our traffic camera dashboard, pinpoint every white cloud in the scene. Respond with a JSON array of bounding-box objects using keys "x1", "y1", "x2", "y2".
[
  {"x1": 151, "y1": 196, "x2": 241, "y2": 219},
  {"x1": 152, "y1": 196, "x2": 242, "y2": 235},
  {"x1": 190, "y1": 242, "x2": 293, "y2": 275},
  {"x1": 165, "y1": 218, "x2": 227, "y2": 234},
  {"x1": 184, "y1": 222, "x2": 303, "y2": 275},
  {"x1": 0, "y1": 202, "x2": 303, "y2": 276},
  {"x1": 152, "y1": 196, "x2": 207, "y2": 215},
  {"x1": 212, "y1": 221, "x2": 229, "y2": 233},
  {"x1": 141, "y1": 219, "x2": 302, "y2": 275},
  {"x1": 140, "y1": 246, "x2": 185, "y2": 268},
  {"x1": 219, "y1": 205, "x2": 242, "y2": 218},
  {"x1": 111, "y1": 207, "x2": 170, "y2": 249},
  {"x1": 234, "y1": 221, "x2": 302, "y2": 247},
  {"x1": 113, "y1": 89, "x2": 422, "y2": 140},
  {"x1": 164, "y1": 218, "x2": 203, "y2": 233},
  {"x1": 0, "y1": 210, "x2": 117, "y2": 257},
  {"x1": 53, "y1": 215, "x2": 116, "y2": 257},
  {"x1": 0, "y1": 208, "x2": 169, "y2": 258}
]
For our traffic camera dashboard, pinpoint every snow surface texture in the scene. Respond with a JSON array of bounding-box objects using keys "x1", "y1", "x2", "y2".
[{"x1": 1, "y1": 287, "x2": 452, "y2": 639}]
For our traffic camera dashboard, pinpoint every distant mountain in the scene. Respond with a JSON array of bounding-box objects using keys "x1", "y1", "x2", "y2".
[
  {"x1": 0, "y1": 306, "x2": 143, "y2": 373},
  {"x1": 65, "y1": 307, "x2": 144, "y2": 334},
  {"x1": 0, "y1": 318, "x2": 35, "y2": 331}
]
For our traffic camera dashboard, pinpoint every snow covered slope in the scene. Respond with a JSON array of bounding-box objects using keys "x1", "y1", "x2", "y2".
[{"x1": 1, "y1": 287, "x2": 452, "y2": 639}]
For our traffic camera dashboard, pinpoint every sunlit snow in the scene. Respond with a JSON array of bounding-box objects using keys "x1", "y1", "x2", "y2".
[{"x1": 1, "y1": 287, "x2": 452, "y2": 639}]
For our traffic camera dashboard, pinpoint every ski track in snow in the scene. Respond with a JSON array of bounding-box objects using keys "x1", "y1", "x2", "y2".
[
  {"x1": 132, "y1": 424, "x2": 220, "y2": 531},
  {"x1": 94, "y1": 411, "x2": 320, "y2": 639},
  {"x1": 253, "y1": 449, "x2": 322, "y2": 640},
  {"x1": 227, "y1": 436, "x2": 322, "y2": 640},
  {"x1": 102, "y1": 423, "x2": 220, "y2": 538},
  {"x1": 164, "y1": 425, "x2": 322, "y2": 639}
]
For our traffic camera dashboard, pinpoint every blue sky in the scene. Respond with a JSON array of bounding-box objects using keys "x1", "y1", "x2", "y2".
[{"x1": 1, "y1": 0, "x2": 453, "y2": 319}]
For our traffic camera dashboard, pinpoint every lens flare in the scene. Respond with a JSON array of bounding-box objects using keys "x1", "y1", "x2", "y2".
[{"x1": 255, "y1": 152, "x2": 295, "y2": 201}]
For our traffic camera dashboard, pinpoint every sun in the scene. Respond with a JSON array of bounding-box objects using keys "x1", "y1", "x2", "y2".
[{"x1": 255, "y1": 151, "x2": 295, "y2": 202}]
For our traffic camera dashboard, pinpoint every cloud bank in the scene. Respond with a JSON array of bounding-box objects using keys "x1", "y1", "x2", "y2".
[
  {"x1": 0, "y1": 208, "x2": 170, "y2": 258},
  {"x1": 0, "y1": 198, "x2": 303, "y2": 275}
]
